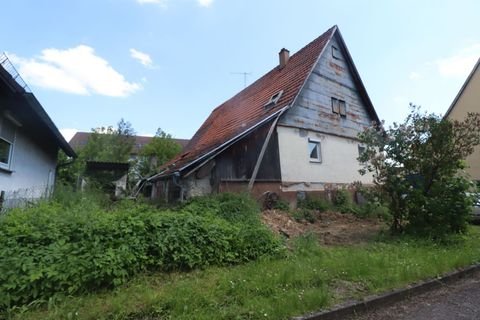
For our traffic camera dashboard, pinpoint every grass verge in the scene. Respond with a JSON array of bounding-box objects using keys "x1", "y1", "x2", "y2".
[{"x1": 6, "y1": 227, "x2": 480, "y2": 320}]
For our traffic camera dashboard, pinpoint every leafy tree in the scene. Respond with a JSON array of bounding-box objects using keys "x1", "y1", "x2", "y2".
[
  {"x1": 57, "y1": 119, "x2": 135, "y2": 186},
  {"x1": 358, "y1": 105, "x2": 480, "y2": 238},
  {"x1": 82, "y1": 119, "x2": 135, "y2": 162},
  {"x1": 135, "y1": 128, "x2": 182, "y2": 179}
]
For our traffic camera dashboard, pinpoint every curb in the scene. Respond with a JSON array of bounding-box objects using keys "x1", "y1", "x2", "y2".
[{"x1": 293, "y1": 263, "x2": 480, "y2": 320}]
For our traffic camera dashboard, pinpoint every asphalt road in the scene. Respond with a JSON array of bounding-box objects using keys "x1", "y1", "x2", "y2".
[{"x1": 348, "y1": 272, "x2": 480, "y2": 320}]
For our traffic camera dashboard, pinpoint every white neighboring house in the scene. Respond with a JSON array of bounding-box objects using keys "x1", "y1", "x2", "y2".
[
  {"x1": 0, "y1": 54, "x2": 76, "y2": 208},
  {"x1": 149, "y1": 26, "x2": 380, "y2": 205}
]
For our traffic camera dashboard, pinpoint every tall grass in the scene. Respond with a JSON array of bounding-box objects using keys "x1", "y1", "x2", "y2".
[
  {"x1": 8, "y1": 227, "x2": 480, "y2": 320},
  {"x1": 0, "y1": 190, "x2": 282, "y2": 310}
]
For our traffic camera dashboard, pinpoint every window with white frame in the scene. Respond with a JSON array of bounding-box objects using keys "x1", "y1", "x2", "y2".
[
  {"x1": 308, "y1": 138, "x2": 321, "y2": 162},
  {"x1": 0, "y1": 117, "x2": 15, "y2": 169}
]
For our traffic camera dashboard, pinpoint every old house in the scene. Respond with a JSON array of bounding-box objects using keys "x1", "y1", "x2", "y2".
[
  {"x1": 149, "y1": 26, "x2": 380, "y2": 204},
  {"x1": 0, "y1": 54, "x2": 76, "y2": 208},
  {"x1": 444, "y1": 57, "x2": 480, "y2": 182}
]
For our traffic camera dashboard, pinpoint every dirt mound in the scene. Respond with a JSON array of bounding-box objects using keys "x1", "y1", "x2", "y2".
[{"x1": 262, "y1": 210, "x2": 385, "y2": 246}]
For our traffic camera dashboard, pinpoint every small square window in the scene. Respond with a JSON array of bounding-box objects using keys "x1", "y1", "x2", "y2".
[
  {"x1": 331, "y1": 97, "x2": 340, "y2": 114},
  {"x1": 308, "y1": 139, "x2": 322, "y2": 162},
  {"x1": 332, "y1": 46, "x2": 340, "y2": 60},
  {"x1": 339, "y1": 100, "x2": 347, "y2": 117},
  {"x1": 331, "y1": 97, "x2": 347, "y2": 118},
  {"x1": 358, "y1": 145, "x2": 366, "y2": 157}
]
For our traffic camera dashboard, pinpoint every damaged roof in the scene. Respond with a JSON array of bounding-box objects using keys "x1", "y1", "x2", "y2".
[{"x1": 152, "y1": 25, "x2": 377, "y2": 180}]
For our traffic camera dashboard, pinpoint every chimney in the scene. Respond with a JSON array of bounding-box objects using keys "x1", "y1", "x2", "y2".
[{"x1": 278, "y1": 48, "x2": 290, "y2": 69}]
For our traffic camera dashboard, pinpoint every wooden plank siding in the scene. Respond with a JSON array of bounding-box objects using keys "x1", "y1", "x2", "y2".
[
  {"x1": 279, "y1": 34, "x2": 372, "y2": 139},
  {"x1": 213, "y1": 122, "x2": 281, "y2": 183}
]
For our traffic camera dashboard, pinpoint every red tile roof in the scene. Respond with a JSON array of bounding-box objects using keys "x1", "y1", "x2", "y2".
[
  {"x1": 156, "y1": 26, "x2": 337, "y2": 177},
  {"x1": 69, "y1": 132, "x2": 189, "y2": 155}
]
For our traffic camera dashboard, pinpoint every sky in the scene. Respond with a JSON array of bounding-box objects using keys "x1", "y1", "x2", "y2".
[{"x1": 1, "y1": 0, "x2": 479, "y2": 141}]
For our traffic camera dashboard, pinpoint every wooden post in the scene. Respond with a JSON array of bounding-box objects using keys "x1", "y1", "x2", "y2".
[{"x1": 248, "y1": 108, "x2": 287, "y2": 191}]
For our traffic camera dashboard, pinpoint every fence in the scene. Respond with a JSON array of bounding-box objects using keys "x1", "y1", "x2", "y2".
[{"x1": 0, "y1": 185, "x2": 53, "y2": 211}]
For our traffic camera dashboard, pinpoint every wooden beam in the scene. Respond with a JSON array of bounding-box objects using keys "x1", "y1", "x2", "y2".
[{"x1": 248, "y1": 108, "x2": 287, "y2": 191}]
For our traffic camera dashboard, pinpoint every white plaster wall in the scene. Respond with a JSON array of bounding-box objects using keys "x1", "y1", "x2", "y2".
[
  {"x1": 277, "y1": 125, "x2": 372, "y2": 188},
  {"x1": 0, "y1": 128, "x2": 57, "y2": 203},
  {"x1": 183, "y1": 175, "x2": 212, "y2": 199}
]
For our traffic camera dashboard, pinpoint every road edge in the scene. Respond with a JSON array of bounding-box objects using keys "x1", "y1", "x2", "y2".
[{"x1": 293, "y1": 263, "x2": 480, "y2": 320}]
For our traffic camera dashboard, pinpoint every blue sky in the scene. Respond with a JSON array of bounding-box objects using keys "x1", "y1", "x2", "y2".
[{"x1": 2, "y1": 0, "x2": 479, "y2": 141}]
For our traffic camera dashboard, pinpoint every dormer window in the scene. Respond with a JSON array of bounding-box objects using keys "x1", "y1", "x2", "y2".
[{"x1": 264, "y1": 90, "x2": 283, "y2": 109}]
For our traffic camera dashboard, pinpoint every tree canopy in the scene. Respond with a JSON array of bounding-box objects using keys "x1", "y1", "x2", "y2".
[
  {"x1": 358, "y1": 105, "x2": 480, "y2": 238},
  {"x1": 136, "y1": 128, "x2": 182, "y2": 179}
]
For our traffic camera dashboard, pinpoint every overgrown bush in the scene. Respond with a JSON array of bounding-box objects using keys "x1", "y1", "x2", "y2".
[
  {"x1": 354, "y1": 202, "x2": 391, "y2": 220},
  {"x1": 272, "y1": 199, "x2": 290, "y2": 212},
  {"x1": 333, "y1": 189, "x2": 354, "y2": 213},
  {"x1": 298, "y1": 196, "x2": 331, "y2": 212},
  {"x1": 0, "y1": 192, "x2": 282, "y2": 309},
  {"x1": 358, "y1": 106, "x2": 480, "y2": 238},
  {"x1": 292, "y1": 208, "x2": 317, "y2": 223}
]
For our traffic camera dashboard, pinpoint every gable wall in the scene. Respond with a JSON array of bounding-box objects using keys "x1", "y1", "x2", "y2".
[
  {"x1": 446, "y1": 65, "x2": 480, "y2": 180},
  {"x1": 279, "y1": 35, "x2": 373, "y2": 138},
  {"x1": 277, "y1": 34, "x2": 374, "y2": 187}
]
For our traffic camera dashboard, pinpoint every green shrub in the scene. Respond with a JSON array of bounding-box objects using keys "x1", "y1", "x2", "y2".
[
  {"x1": 272, "y1": 199, "x2": 290, "y2": 212},
  {"x1": 355, "y1": 202, "x2": 391, "y2": 220},
  {"x1": 0, "y1": 193, "x2": 282, "y2": 309},
  {"x1": 333, "y1": 189, "x2": 350, "y2": 206},
  {"x1": 180, "y1": 193, "x2": 260, "y2": 224},
  {"x1": 291, "y1": 208, "x2": 317, "y2": 223},
  {"x1": 333, "y1": 189, "x2": 354, "y2": 213},
  {"x1": 298, "y1": 196, "x2": 331, "y2": 212}
]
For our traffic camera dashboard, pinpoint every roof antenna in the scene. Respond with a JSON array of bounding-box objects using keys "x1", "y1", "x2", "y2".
[{"x1": 230, "y1": 71, "x2": 251, "y2": 88}]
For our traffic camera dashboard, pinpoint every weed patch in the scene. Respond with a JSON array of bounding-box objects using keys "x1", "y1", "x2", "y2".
[
  {"x1": 9, "y1": 227, "x2": 480, "y2": 320},
  {"x1": 0, "y1": 193, "x2": 282, "y2": 309}
]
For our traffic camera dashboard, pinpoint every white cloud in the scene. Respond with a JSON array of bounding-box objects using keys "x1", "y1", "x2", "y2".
[
  {"x1": 130, "y1": 48, "x2": 153, "y2": 67},
  {"x1": 409, "y1": 71, "x2": 421, "y2": 80},
  {"x1": 138, "y1": 132, "x2": 155, "y2": 137},
  {"x1": 197, "y1": 0, "x2": 214, "y2": 7},
  {"x1": 435, "y1": 44, "x2": 480, "y2": 78},
  {"x1": 60, "y1": 128, "x2": 78, "y2": 142},
  {"x1": 9, "y1": 45, "x2": 141, "y2": 97},
  {"x1": 136, "y1": 0, "x2": 168, "y2": 7}
]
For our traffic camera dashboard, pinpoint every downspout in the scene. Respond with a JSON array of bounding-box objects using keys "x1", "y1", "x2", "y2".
[{"x1": 248, "y1": 106, "x2": 289, "y2": 191}]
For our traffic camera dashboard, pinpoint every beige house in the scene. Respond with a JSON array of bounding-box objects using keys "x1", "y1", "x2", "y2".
[{"x1": 444, "y1": 58, "x2": 480, "y2": 181}]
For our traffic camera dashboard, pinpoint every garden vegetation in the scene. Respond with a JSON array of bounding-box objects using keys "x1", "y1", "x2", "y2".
[
  {"x1": 0, "y1": 191, "x2": 282, "y2": 310},
  {"x1": 358, "y1": 105, "x2": 480, "y2": 238}
]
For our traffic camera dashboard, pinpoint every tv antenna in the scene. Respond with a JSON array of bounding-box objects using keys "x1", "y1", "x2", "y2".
[{"x1": 231, "y1": 71, "x2": 251, "y2": 88}]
